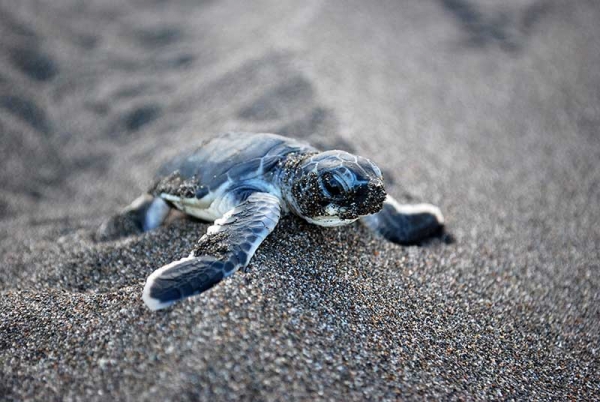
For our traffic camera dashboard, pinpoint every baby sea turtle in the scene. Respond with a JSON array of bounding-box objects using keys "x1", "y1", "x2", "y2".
[{"x1": 102, "y1": 132, "x2": 444, "y2": 310}]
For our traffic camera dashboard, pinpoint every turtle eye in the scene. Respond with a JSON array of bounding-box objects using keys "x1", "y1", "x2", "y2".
[{"x1": 322, "y1": 173, "x2": 344, "y2": 197}]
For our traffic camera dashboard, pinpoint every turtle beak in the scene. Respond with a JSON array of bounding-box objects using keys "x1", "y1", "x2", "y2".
[
  {"x1": 369, "y1": 179, "x2": 386, "y2": 212},
  {"x1": 353, "y1": 179, "x2": 386, "y2": 216}
]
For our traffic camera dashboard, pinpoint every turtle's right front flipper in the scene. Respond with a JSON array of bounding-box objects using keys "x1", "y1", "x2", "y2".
[{"x1": 142, "y1": 192, "x2": 281, "y2": 310}]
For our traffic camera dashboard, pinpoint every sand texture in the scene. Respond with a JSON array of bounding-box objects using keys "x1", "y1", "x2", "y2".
[{"x1": 1, "y1": 0, "x2": 599, "y2": 400}]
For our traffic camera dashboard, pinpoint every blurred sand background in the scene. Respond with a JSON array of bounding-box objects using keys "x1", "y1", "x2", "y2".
[{"x1": 1, "y1": 0, "x2": 599, "y2": 400}]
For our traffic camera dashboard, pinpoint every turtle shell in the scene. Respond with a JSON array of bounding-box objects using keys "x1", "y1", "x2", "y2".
[{"x1": 150, "y1": 132, "x2": 315, "y2": 199}]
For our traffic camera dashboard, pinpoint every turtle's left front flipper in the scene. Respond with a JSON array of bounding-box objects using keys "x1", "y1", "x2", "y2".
[
  {"x1": 142, "y1": 192, "x2": 281, "y2": 310},
  {"x1": 361, "y1": 195, "x2": 444, "y2": 245}
]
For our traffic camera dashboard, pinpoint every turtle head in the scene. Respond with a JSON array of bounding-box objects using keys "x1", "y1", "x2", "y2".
[{"x1": 285, "y1": 150, "x2": 387, "y2": 227}]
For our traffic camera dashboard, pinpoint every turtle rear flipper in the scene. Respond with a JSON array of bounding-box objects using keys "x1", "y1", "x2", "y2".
[
  {"x1": 142, "y1": 192, "x2": 281, "y2": 310},
  {"x1": 362, "y1": 195, "x2": 444, "y2": 245},
  {"x1": 96, "y1": 194, "x2": 171, "y2": 241}
]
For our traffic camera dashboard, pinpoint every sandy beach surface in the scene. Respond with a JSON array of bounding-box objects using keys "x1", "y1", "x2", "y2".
[{"x1": 1, "y1": 0, "x2": 599, "y2": 400}]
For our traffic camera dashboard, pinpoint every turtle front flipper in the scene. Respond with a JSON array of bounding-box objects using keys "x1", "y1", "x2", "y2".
[
  {"x1": 361, "y1": 195, "x2": 444, "y2": 245},
  {"x1": 142, "y1": 192, "x2": 281, "y2": 310}
]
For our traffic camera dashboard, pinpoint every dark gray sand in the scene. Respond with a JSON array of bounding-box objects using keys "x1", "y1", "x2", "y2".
[{"x1": 1, "y1": 0, "x2": 599, "y2": 400}]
